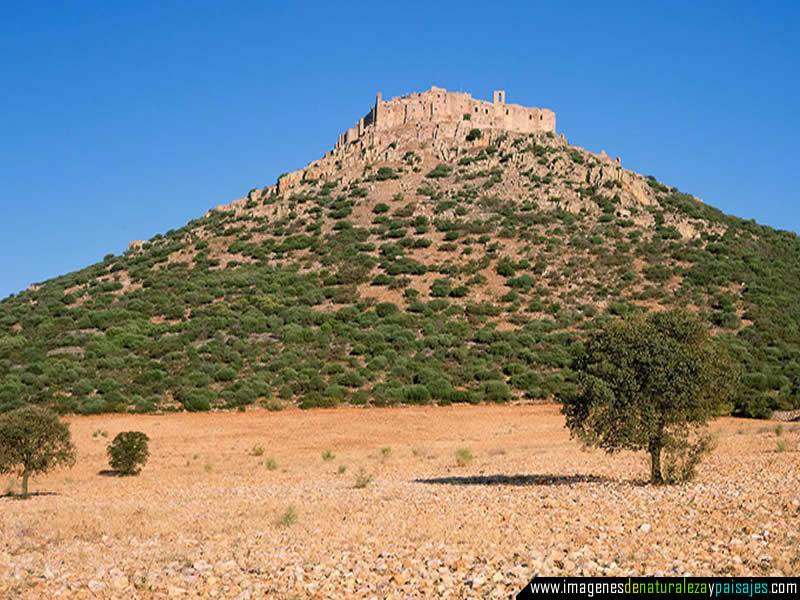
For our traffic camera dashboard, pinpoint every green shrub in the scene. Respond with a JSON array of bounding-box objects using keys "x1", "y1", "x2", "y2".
[
  {"x1": 426, "y1": 164, "x2": 452, "y2": 179},
  {"x1": 455, "y1": 447, "x2": 474, "y2": 466},
  {"x1": 466, "y1": 128, "x2": 482, "y2": 142},
  {"x1": 481, "y1": 380, "x2": 511, "y2": 402},
  {"x1": 107, "y1": 431, "x2": 150, "y2": 476}
]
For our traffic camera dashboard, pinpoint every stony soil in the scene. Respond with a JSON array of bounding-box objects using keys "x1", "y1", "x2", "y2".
[{"x1": 1, "y1": 405, "x2": 798, "y2": 598}]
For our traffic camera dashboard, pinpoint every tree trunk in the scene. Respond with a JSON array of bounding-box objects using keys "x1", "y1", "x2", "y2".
[
  {"x1": 21, "y1": 468, "x2": 30, "y2": 498},
  {"x1": 649, "y1": 439, "x2": 663, "y2": 484}
]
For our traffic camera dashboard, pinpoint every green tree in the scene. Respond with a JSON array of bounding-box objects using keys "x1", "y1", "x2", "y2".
[
  {"x1": 0, "y1": 406, "x2": 76, "y2": 497},
  {"x1": 107, "y1": 431, "x2": 150, "y2": 475},
  {"x1": 561, "y1": 309, "x2": 737, "y2": 483}
]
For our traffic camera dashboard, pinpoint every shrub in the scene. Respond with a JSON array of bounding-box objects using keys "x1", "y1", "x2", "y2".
[
  {"x1": 322, "y1": 449, "x2": 335, "y2": 461},
  {"x1": 400, "y1": 384, "x2": 431, "y2": 404},
  {"x1": 278, "y1": 505, "x2": 297, "y2": 527},
  {"x1": 481, "y1": 380, "x2": 511, "y2": 402},
  {"x1": 375, "y1": 167, "x2": 397, "y2": 181},
  {"x1": 426, "y1": 164, "x2": 452, "y2": 179},
  {"x1": 455, "y1": 447, "x2": 474, "y2": 466},
  {"x1": 107, "y1": 431, "x2": 150, "y2": 476},
  {"x1": 466, "y1": 128, "x2": 482, "y2": 142},
  {"x1": 182, "y1": 391, "x2": 212, "y2": 412},
  {"x1": 0, "y1": 406, "x2": 76, "y2": 497},
  {"x1": 663, "y1": 431, "x2": 716, "y2": 483},
  {"x1": 353, "y1": 468, "x2": 373, "y2": 488}
]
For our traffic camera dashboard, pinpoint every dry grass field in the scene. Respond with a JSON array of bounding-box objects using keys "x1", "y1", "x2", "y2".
[{"x1": 1, "y1": 404, "x2": 798, "y2": 598}]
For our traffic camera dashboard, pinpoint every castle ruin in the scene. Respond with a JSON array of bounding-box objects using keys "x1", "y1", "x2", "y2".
[
  {"x1": 272, "y1": 87, "x2": 558, "y2": 194},
  {"x1": 334, "y1": 86, "x2": 556, "y2": 150}
]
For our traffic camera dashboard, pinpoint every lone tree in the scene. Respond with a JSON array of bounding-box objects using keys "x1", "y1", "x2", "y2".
[
  {"x1": 107, "y1": 431, "x2": 150, "y2": 476},
  {"x1": 562, "y1": 309, "x2": 737, "y2": 484},
  {"x1": 0, "y1": 406, "x2": 76, "y2": 497}
]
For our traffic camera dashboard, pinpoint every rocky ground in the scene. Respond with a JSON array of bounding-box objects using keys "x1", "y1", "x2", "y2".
[{"x1": 1, "y1": 404, "x2": 798, "y2": 598}]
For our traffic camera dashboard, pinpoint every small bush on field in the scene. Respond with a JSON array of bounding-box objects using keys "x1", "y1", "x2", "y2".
[
  {"x1": 338, "y1": 464, "x2": 347, "y2": 474},
  {"x1": 322, "y1": 449, "x2": 335, "y2": 461},
  {"x1": 250, "y1": 445, "x2": 265, "y2": 457},
  {"x1": 455, "y1": 448, "x2": 474, "y2": 466},
  {"x1": 662, "y1": 431, "x2": 716, "y2": 483},
  {"x1": 107, "y1": 431, "x2": 150, "y2": 476},
  {"x1": 278, "y1": 505, "x2": 297, "y2": 527},
  {"x1": 264, "y1": 457, "x2": 277, "y2": 470},
  {"x1": 354, "y1": 468, "x2": 373, "y2": 488}
]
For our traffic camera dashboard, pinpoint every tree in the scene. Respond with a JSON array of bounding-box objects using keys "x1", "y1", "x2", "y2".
[
  {"x1": 107, "y1": 431, "x2": 150, "y2": 475},
  {"x1": 0, "y1": 406, "x2": 76, "y2": 497},
  {"x1": 561, "y1": 309, "x2": 737, "y2": 483}
]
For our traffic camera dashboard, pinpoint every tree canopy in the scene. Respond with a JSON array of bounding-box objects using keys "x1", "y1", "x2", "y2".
[
  {"x1": 562, "y1": 309, "x2": 738, "y2": 483},
  {"x1": 0, "y1": 406, "x2": 76, "y2": 497}
]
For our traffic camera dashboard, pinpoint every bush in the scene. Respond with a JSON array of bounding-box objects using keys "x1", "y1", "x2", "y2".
[
  {"x1": 426, "y1": 164, "x2": 452, "y2": 179},
  {"x1": 481, "y1": 380, "x2": 511, "y2": 402},
  {"x1": 353, "y1": 468, "x2": 373, "y2": 488},
  {"x1": 663, "y1": 431, "x2": 716, "y2": 483},
  {"x1": 455, "y1": 447, "x2": 474, "y2": 466},
  {"x1": 107, "y1": 431, "x2": 150, "y2": 476},
  {"x1": 375, "y1": 167, "x2": 397, "y2": 181},
  {"x1": 466, "y1": 128, "x2": 482, "y2": 142}
]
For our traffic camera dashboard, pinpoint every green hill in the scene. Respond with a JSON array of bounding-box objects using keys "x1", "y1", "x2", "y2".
[{"x1": 2, "y1": 123, "x2": 799, "y2": 418}]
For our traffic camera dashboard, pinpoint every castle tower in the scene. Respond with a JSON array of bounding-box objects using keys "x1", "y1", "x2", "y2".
[
  {"x1": 374, "y1": 91, "x2": 383, "y2": 128},
  {"x1": 493, "y1": 90, "x2": 506, "y2": 105}
]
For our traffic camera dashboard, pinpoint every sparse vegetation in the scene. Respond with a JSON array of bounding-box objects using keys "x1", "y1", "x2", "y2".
[
  {"x1": 455, "y1": 447, "x2": 474, "y2": 466},
  {"x1": 321, "y1": 449, "x2": 335, "y2": 461},
  {"x1": 353, "y1": 468, "x2": 372, "y2": 488},
  {"x1": 278, "y1": 505, "x2": 297, "y2": 527}
]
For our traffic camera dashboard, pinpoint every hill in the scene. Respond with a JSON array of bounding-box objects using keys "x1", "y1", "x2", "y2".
[{"x1": 2, "y1": 87, "x2": 799, "y2": 418}]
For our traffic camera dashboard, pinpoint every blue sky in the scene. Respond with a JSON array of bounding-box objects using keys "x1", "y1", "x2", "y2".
[{"x1": 1, "y1": 1, "x2": 798, "y2": 300}]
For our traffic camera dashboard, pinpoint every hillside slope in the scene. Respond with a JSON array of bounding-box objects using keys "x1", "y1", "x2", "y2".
[{"x1": 2, "y1": 91, "x2": 799, "y2": 418}]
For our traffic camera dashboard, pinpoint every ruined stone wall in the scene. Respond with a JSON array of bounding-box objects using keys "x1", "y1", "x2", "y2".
[{"x1": 335, "y1": 86, "x2": 555, "y2": 150}]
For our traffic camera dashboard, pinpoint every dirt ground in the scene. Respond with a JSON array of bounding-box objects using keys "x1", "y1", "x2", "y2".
[{"x1": 1, "y1": 404, "x2": 798, "y2": 598}]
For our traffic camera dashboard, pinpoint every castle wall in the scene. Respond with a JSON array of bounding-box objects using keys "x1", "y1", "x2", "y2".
[{"x1": 334, "y1": 87, "x2": 555, "y2": 151}]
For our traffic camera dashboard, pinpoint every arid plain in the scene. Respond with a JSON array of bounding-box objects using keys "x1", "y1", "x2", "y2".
[{"x1": 1, "y1": 404, "x2": 798, "y2": 598}]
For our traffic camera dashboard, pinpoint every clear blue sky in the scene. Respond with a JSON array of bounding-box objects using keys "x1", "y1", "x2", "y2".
[{"x1": 1, "y1": 1, "x2": 798, "y2": 300}]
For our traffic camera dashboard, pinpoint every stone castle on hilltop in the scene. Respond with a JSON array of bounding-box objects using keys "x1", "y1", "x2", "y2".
[
  {"x1": 335, "y1": 86, "x2": 556, "y2": 150},
  {"x1": 270, "y1": 87, "x2": 558, "y2": 195}
]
